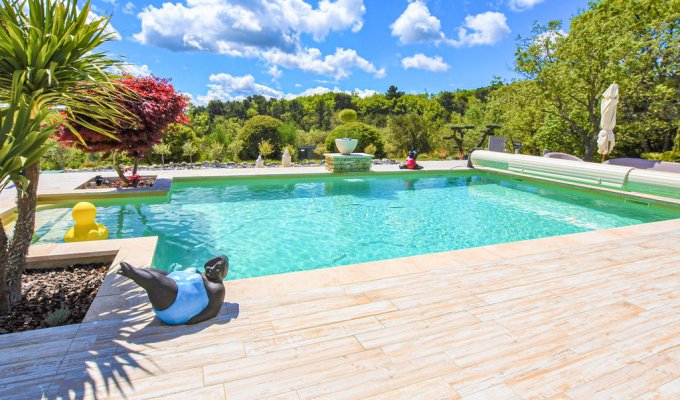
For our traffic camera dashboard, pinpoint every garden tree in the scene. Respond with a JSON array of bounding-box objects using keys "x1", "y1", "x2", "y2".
[
  {"x1": 228, "y1": 140, "x2": 245, "y2": 161},
  {"x1": 182, "y1": 140, "x2": 199, "y2": 162},
  {"x1": 237, "y1": 115, "x2": 283, "y2": 159},
  {"x1": 277, "y1": 120, "x2": 298, "y2": 148},
  {"x1": 0, "y1": 0, "x2": 130, "y2": 315},
  {"x1": 258, "y1": 139, "x2": 274, "y2": 160},
  {"x1": 160, "y1": 122, "x2": 199, "y2": 163},
  {"x1": 614, "y1": 0, "x2": 679, "y2": 156},
  {"x1": 515, "y1": 0, "x2": 679, "y2": 161},
  {"x1": 356, "y1": 94, "x2": 391, "y2": 127},
  {"x1": 338, "y1": 109, "x2": 358, "y2": 124},
  {"x1": 444, "y1": 125, "x2": 476, "y2": 157},
  {"x1": 57, "y1": 75, "x2": 188, "y2": 184},
  {"x1": 387, "y1": 114, "x2": 432, "y2": 155},
  {"x1": 297, "y1": 128, "x2": 328, "y2": 147},
  {"x1": 435, "y1": 90, "x2": 471, "y2": 119},
  {"x1": 199, "y1": 116, "x2": 239, "y2": 161},
  {"x1": 333, "y1": 93, "x2": 354, "y2": 111},
  {"x1": 385, "y1": 85, "x2": 405, "y2": 100},
  {"x1": 152, "y1": 143, "x2": 171, "y2": 165},
  {"x1": 484, "y1": 80, "x2": 546, "y2": 154},
  {"x1": 191, "y1": 112, "x2": 211, "y2": 136},
  {"x1": 206, "y1": 100, "x2": 224, "y2": 119},
  {"x1": 533, "y1": 112, "x2": 583, "y2": 155},
  {"x1": 205, "y1": 142, "x2": 225, "y2": 161},
  {"x1": 325, "y1": 122, "x2": 385, "y2": 157}
]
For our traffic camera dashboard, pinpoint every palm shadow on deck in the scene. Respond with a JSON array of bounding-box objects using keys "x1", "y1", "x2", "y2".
[{"x1": 42, "y1": 299, "x2": 240, "y2": 399}]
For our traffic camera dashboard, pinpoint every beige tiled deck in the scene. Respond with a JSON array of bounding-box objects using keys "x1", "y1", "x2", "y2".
[{"x1": 2, "y1": 218, "x2": 680, "y2": 399}]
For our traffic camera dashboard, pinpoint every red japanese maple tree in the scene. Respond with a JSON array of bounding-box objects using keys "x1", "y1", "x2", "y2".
[{"x1": 56, "y1": 75, "x2": 188, "y2": 184}]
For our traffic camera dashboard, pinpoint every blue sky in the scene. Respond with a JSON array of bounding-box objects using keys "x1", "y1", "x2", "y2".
[{"x1": 94, "y1": 0, "x2": 590, "y2": 104}]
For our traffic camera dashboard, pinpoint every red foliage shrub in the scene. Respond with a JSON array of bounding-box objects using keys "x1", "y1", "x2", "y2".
[{"x1": 55, "y1": 76, "x2": 188, "y2": 158}]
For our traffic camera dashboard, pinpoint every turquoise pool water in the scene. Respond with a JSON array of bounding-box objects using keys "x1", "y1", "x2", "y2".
[{"x1": 34, "y1": 172, "x2": 680, "y2": 280}]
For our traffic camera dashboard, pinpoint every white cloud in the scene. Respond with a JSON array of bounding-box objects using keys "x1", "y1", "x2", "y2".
[
  {"x1": 123, "y1": 2, "x2": 136, "y2": 14},
  {"x1": 352, "y1": 88, "x2": 378, "y2": 98},
  {"x1": 261, "y1": 47, "x2": 385, "y2": 81},
  {"x1": 390, "y1": 2, "x2": 510, "y2": 48},
  {"x1": 198, "y1": 73, "x2": 285, "y2": 104},
  {"x1": 102, "y1": 0, "x2": 118, "y2": 7},
  {"x1": 117, "y1": 63, "x2": 152, "y2": 77},
  {"x1": 195, "y1": 73, "x2": 377, "y2": 104},
  {"x1": 450, "y1": 12, "x2": 510, "y2": 47},
  {"x1": 401, "y1": 54, "x2": 449, "y2": 72},
  {"x1": 268, "y1": 65, "x2": 283, "y2": 80},
  {"x1": 509, "y1": 0, "x2": 544, "y2": 12},
  {"x1": 390, "y1": 0, "x2": 445, "y2": 45},
  {"x1": 133, "y1": 0, "x2": 377, "y2": 80}
]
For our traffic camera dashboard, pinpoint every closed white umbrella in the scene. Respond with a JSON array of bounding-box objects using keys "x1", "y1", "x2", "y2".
[{"x1": 597, "y1": 82, "x2": 619, "y2": 161}]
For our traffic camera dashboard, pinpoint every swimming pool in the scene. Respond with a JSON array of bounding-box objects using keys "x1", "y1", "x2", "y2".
[{"x1": 33, "y1": 172, "x2": 680, "y2": 280}]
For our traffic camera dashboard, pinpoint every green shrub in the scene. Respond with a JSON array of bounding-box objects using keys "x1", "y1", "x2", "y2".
[
  {"x1": 182, "y1": 141, "x2": 200, "y2": 163},
  {"x1": 298, "y1": 129, "x2": 328, "y2": 147},
  {"x1": 228, "y1": 140, "x2": 244, "y2": 162},
  {"x1": 338, "y1": 109, "x2": 358, "y2": 124},
  {"x1": 325, "y1": 122, "x2": 385, "y2": 157},
  {"x1": 237, "y1": 115, "x2": 283, "y2": 160},
  {"x1": 386, "y1": 114, "x2": 431, "y2": 155},
  {"x1": 258, "y1": 139, "x2": 275, "y2": 159},
  {"x1": 277, "y1": 121, "x2": 298, "y2": 148},
  {"x1": 641, "y1": 151, "x2": 680, "y2": 162},
  {"x1": 161, "y1": 123, "x2": 199, "y2": 163}
]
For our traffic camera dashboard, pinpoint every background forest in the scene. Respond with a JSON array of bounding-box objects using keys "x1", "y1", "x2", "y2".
[{"x1": 43, "y1": 0, "x2": 679, "y2": 170}]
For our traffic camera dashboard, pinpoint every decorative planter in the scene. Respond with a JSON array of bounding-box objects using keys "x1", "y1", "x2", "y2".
[{"x1": 335, "y1": 138, "x2": 358, "y2": 155}]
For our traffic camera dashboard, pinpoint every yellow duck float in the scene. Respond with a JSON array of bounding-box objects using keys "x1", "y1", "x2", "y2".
[{"x1": 64, "y1": 202, "x2": 109, "y2": 242}]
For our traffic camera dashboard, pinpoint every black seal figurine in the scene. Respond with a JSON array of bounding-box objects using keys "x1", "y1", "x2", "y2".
[{"x1": 117, "y1": 255, "x2": 228, "y2": 325}]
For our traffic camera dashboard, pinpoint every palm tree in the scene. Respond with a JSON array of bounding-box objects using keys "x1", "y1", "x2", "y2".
[{"x1": 0, "y1": 0, "x2": 131, "y2": 314}]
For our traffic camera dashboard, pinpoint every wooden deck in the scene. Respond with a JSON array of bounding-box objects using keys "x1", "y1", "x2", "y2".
[{"x1": 2, "y1": 221, "x2": 680, "y2": 399}]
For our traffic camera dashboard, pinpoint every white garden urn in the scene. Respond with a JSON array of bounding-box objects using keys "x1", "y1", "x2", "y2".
[
  {"x1": 255, "y1": 155, "x2": 265, "y2": 168},
  {"x1": 282, "y1": 147, "x2": 292, "y2": 167},
  {"x1": 335, "y1": 138, "x2": 358, "y2": 155}
]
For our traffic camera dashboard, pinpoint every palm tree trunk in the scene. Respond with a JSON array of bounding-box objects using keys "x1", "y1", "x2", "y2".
[
  {"x1": 0, "y1": 162, "x2": 40, "y2": 314},
  {"x1": 0, "y1": 218, "x2": 10, "y2": 315}
]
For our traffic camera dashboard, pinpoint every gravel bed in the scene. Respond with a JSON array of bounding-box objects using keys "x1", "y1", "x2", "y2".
[{"x1": 0, "y1": 263, "x2": 109, "y2": 334}]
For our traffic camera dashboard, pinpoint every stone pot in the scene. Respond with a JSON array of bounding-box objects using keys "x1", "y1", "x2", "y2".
[{"x1": 335, "y1": 138, "x2": 358, "y2": 155}]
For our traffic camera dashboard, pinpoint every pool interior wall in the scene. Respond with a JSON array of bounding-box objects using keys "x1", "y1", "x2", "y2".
[{"x1": 32, "y1": 171, "x2": 680, "y2": 280}]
